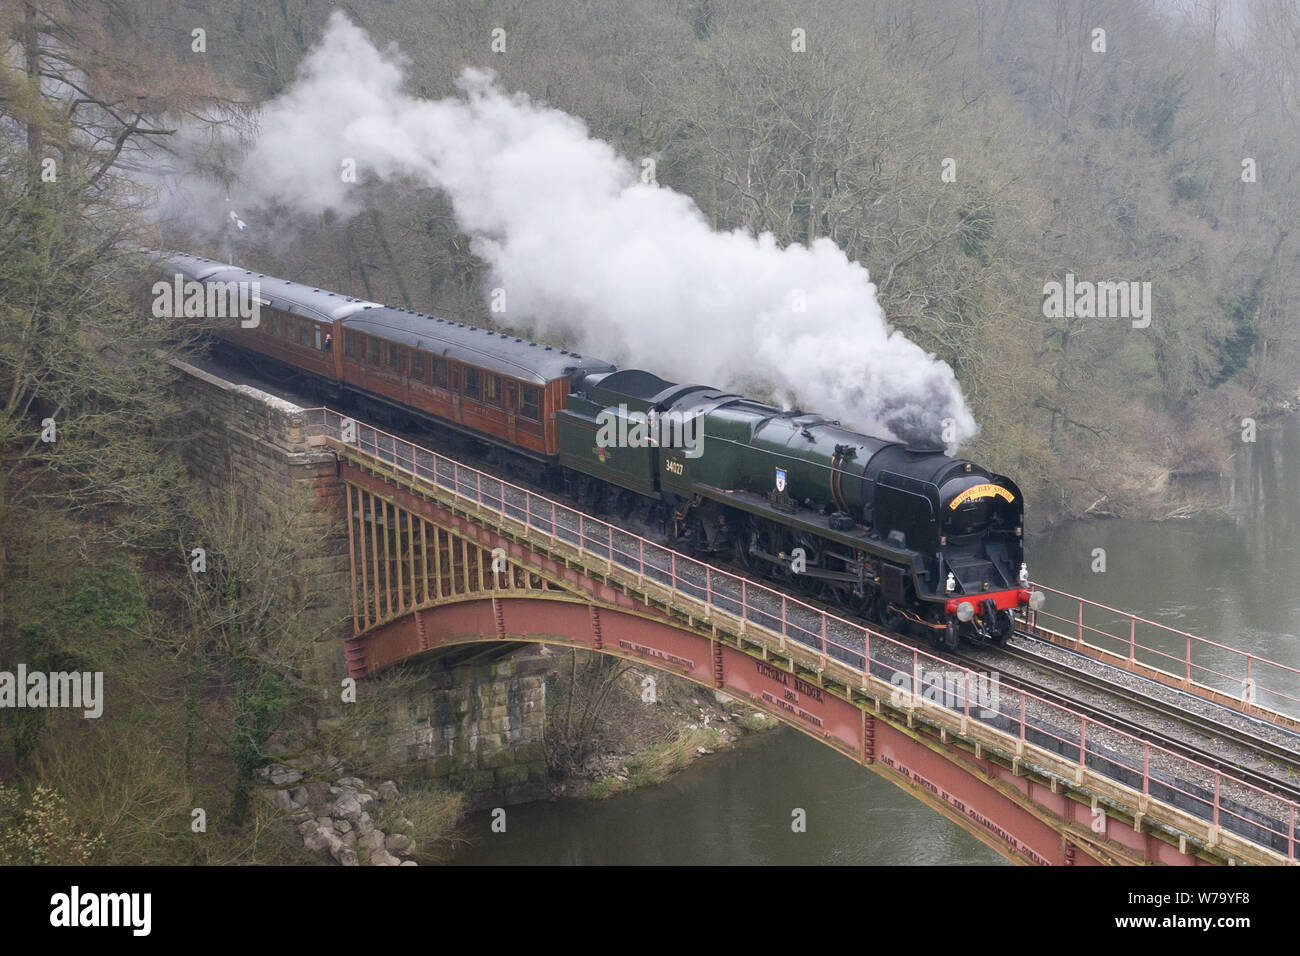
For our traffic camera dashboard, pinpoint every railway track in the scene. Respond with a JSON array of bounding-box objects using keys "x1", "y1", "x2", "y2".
[{"x1": 952, "y1": 637, "x2": 1300, "y2": 802}]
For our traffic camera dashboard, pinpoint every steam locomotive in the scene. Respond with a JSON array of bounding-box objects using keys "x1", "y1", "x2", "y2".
[{"x1": 161, "y1": 252, "x2": 1035, "y2": 649}]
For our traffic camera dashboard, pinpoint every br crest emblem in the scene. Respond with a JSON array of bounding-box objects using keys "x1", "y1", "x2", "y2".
[{"x1": 775, "y1": 468, "x2": 787, "y2": 493}]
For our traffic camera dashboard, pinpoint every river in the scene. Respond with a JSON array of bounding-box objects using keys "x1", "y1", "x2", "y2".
[{"x1": 451, "y1": 415, "x2": 1300, "y2": 865}]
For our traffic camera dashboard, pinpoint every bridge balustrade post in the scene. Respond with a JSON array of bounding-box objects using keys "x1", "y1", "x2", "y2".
[
  {"x1": 1019, "y1": 693, "x2": 1026, "y2": 743},
  {"x1": 705, "y1": 566, "x2": 712, "y2": 615},
  {"x1": 821, "y1": 613, "x2": 827, "y2": 667},
  {"x1": 670, "y1": 551, "x2": 676, "y2": 590},
  {"x1": 1143, "y1": 744, "x2": 1150, "y2": 796},
  {"x1": 579, "y1": 513, "x2": 585, "y2": 556},
  {"x1": 1185, "y1": 636, "x2": 1192, "y2": 683},
  {"x1": 1129, "y1": 618, "x2": 1135, "y2": 663},
  {"x1": 1213, "y1": 774, "x2": 1220, "y2": 827},
  {"x1": 638, "y1": 539, "x2": 644, "y2": 577},
  {"x1": 1290, "y1": 805, "x2": 1295, "y2": 862},
  {"x1": 1078, "y1": 718, "x2": 1087, "y2": 768},
  {"x1": 780, "y1": 593, "x2": 787, "y2": 650},
  {"x1": 476, "y1": 471, "x2": 483, "y2": 507},
  {"x1": 1076, "y1": 601, "x2": 1083, "y2": 644}
]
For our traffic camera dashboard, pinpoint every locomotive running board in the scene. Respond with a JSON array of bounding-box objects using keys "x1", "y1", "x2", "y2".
[{"x1": 692, "y1": 482, "x2": 922, "y2": 570}]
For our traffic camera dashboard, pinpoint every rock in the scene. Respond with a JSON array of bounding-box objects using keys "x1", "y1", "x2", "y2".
[
  {"x1": 333, "y1": 818, "x2": 352, "y2": 834},
  {"x1": 342, "y1": 831, "x2": 356, "y2": 848},
  {"x1": 357, "y1": 792, "x2": 375, "y2": 809},
  {"x1": 355, "y1": 812, "x2": 374, "y2": 836},
  {"x1": 337, "y1": 848, "x2": 359, "y2": 867},
  {"x1": 305, "y1": 782, "x2": 333, "y2": 805},
  {"x1": 336, "y1": 776, "x2": 366, "y2": 790},
  {"x1": 385, "y1": 833, "x2": 414, "y2": 855},
  {"x1": 377, "y1": 781, "x2": 400, "y2": 801},
  {"x1": 333, "y1": 793, "x2": 363, "y2": 821},
  {"x1": 303, "y1": 829, "x2": 332, "y2": 853},
  {"x1": 370, "y1": 848, "x2": 401, "y2": 867},
  {"x1": 298, "y1": 820, "x2": 319, "y2": 837},
  {"x1": 289, "y1": 786, "x2": 310, "y2": 807},
  {"x1": 263, "y1": 789, "x2": 295, "y2": 812},
  {"x1": 361, "y1": 829, "x2": 386, "y2": 852},
  {"x1": 399, "y1": 860, "x2": 418, "y2": 867},
  {"x1": 316, "y1": 815, "x2": 333, "y2": 830},
  {"x1": 268, "y1": 766, "x2": 303, "y2": 786}
]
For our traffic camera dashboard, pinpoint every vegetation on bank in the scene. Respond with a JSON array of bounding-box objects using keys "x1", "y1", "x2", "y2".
[{"x1": 540, "y1": 649, "x2": 780, "y2": 800}]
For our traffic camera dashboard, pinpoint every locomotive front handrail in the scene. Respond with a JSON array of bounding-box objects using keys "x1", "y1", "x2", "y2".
[{"x1": 306, "y1": 406, "x2": 1299, "y2": 862}]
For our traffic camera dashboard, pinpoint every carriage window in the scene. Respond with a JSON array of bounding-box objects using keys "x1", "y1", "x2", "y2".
[
  {"x1": 483, "y1": 374, "x2": 501, "y2": 405},
  {"x1": 505, "y1": 381, "x2": 517, "y2": 412},
  {"x1": 519, "y1": 385, "x2": 540, "y2": 421},
  {"x1": 431, "y1": 356, "x2": 448, "y2": 389},
  {"x1": 450, "y1": 364, "x2": 460, "y2": 394},
  {"x1": 409, "y1": 350, "x2": 426, "y2": 383},
  {"x1": 368, "y1": 337, "x2": 381, "y2": 366},
  {"x1": 463, "y1": 367, "x2": 480, "y2": 400},
  {"x1": 385, "y1": 343, "x2": 399, "y2": 371},
  {"x1": 298, "y1": 320, "x2": 310, "y2": 346},
  {"x1": 314, "y1": 326, "x2": 323, "y2": 350},
  {"x1": 345, "y1": 332, "x2": 362, "y2": 360},
  {"x1": 265, "y1": 313, "x2": 276, "y2": 336}
]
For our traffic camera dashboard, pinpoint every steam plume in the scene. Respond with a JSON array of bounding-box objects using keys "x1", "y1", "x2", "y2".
[{"x1": 158, "y1": 12, "x2": 977, "y2": 446}]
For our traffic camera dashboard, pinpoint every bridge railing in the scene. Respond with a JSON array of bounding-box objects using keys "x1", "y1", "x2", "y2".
[
  {"x1": 306, "y1": 408, "x2": 1298, "y2": 861},
  {"x1": 1028, "y1": 584, "x2": 1300, "y2": 721}
]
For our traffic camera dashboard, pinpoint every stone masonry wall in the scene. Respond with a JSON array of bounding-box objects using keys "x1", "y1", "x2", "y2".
[
  {"x1": 386, "y1": 647, "x2": 550, "y2": 808},
  {"x1": 169, "y1": 359, "x2": 549, "y2": 805},
  {"x1": 168, "y1": 359, "x2": 351, "y2": 685}
]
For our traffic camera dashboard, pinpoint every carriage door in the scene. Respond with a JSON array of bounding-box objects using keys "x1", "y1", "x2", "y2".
[
  {"x1": 450, "y1": 364, "x2": 461, "y2": 420},
  {"x1": 504, "y1": 381, "x2": 517, "y2": 443}
]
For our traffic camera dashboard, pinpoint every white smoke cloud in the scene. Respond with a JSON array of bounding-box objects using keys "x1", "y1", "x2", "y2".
[{"x1": 162, "y1": 12, "x2": 977, "y2": 445}]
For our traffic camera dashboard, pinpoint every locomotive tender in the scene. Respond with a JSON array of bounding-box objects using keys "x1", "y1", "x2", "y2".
[{"x1": 162, "y1": 253, "x2": 1035, "y2": 649}]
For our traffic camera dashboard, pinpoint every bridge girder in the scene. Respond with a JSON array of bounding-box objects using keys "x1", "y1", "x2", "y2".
[{"x1": 336, "y1": 458, "x2": 1260, "y2": 867}]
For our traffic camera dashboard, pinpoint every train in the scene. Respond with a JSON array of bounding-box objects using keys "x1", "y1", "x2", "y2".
[{"x1": 159, "y1": 252, "x2": 1037, "y2": 650}]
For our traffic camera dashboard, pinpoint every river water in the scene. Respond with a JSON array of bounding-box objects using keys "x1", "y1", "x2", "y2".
[{"x1": 451, "y1": 416, "x2": 1300, "y2": 865}]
